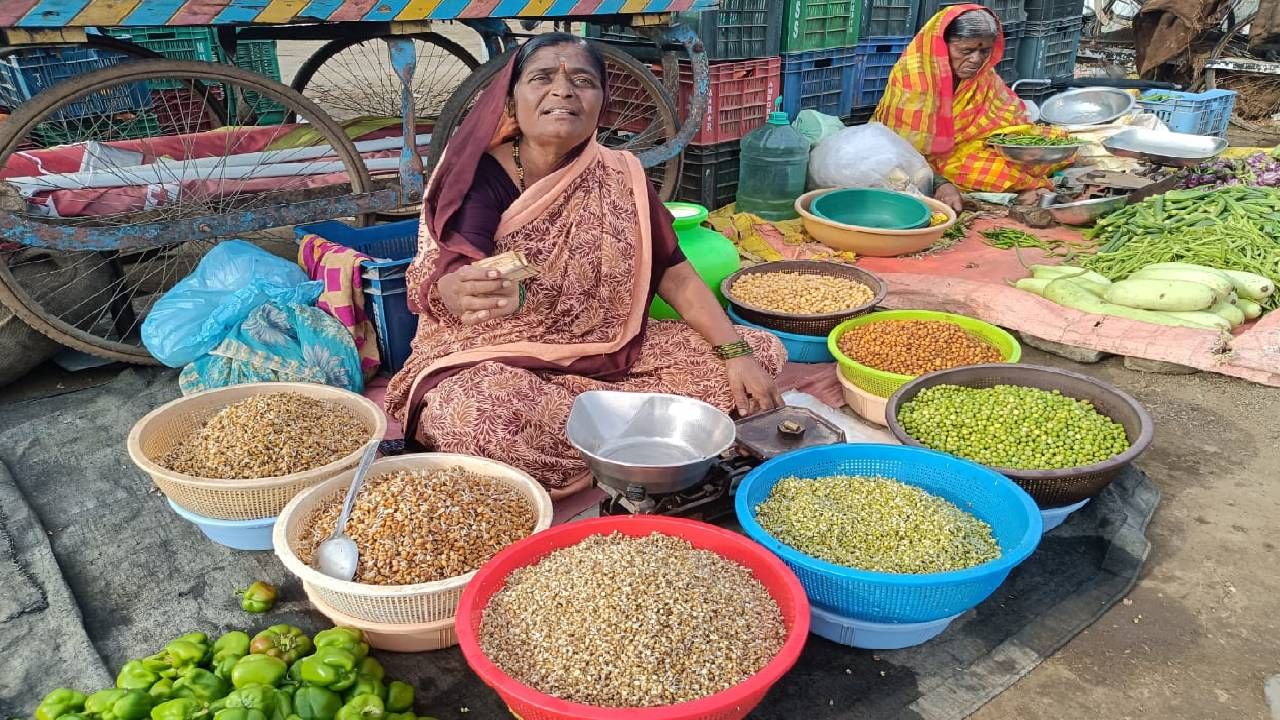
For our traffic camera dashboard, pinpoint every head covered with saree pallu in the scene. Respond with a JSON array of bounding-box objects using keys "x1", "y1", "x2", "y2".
[
  {"x1": 384, "y1": 35, "x2": 657, "y2": 431},
  {"x1": 875, "y1": 4, "x2": 1059, "y2": 192}
]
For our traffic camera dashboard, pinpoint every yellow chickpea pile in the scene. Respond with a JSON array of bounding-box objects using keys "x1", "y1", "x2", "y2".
[
  {"x1": 837, "y1": 319, "x2": 1002, "y2": 376},
  {"x1": 731, "y1": 272, "x2": 875, "y2": 314}
]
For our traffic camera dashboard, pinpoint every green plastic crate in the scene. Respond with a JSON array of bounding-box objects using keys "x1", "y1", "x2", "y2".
[
  {"x1": 33, "y1": 111, "x2": 161, "y2": 147},
  {"x1": 103, "y1": 27, "x2": 220, "y2": 90},
  {"x1": 782, "y1": 0, "x2": 861, "y2": 53},
  {"x1": 225, "y1": 40, "x2": 286, "y2": 125}
]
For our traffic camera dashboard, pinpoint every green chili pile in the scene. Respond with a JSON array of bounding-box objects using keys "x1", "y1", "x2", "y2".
[
  {"x1": 988, "y1": 134, "x2": 1082, "y2": 147},
  {"x1": 981, "y1": 227, "x2": 1095, "y2": 257}
]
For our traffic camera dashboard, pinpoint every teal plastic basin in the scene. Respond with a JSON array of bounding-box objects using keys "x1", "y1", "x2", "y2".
[{"x1": 810, "y1": 188, "x2": 931, "y2": 230}]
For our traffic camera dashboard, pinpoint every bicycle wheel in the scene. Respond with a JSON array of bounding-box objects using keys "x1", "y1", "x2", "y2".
[
  {"x1": 0, "y1": 59, "x2": 373, "y2": 365},
  {"x1": 427, "y1": 42, "x2": 682, "y2": 201},
  {"x1": 290, "y1": 30, "x2": 480, "y2": 123}
]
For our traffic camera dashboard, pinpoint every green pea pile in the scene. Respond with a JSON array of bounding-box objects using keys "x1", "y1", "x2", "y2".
[
  {"x1": 754, "y1": 475, "x2": 1001, "y2": 574},
  {"x1": 897, "y1": 384, "x2": 1130, "y2": 470}
]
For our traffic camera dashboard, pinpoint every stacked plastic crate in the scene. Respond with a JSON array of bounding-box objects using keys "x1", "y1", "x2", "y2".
[
  {"x1": 1012, "y1": 0, "x2": 1083, "y2": 104},
  {"x1": 590, "y1": 2, "x2": 784, "y2": 211},
  {"x1": 844, "y1": 0, "x2": 917, "y2": 124}
]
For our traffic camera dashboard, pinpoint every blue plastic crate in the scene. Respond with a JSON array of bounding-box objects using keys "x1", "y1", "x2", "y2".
[
  {"x1": 295, "y1": 219, "x2": 419, "y2": 375},
  {"x1": 1015, "y1": 18, "x2": 1083, "y2": 82},
  {"x1": 1138, "y1": 89, "x2": 1237, "y2": 137},
  {"x1": 0, "y1": 46, "x2": 148, "y2": 122},
  {"x1": 862, "y1": 0, "x2": 920, "y2": 39},
  {"x1": 735, "y1": 444, "x2": 1042, "y2": 623},
  {"x1": 850, "y1": 36, "x2": 911, "y2": 111},
  {"x1": 780, "y1": 47, "x2": 860, "y2": 119},
  {"x1": 728, "y1": 306, "x2": 834, "y2": 363}
]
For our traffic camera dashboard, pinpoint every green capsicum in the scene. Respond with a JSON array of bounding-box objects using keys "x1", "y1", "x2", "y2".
[
  {"x1": 220, "y1": 686, "x2": 275, "y2": 714},
  {"x1": 212, "y1": 633, "x2": 251, "y2": 681},
  {"x1": 292, "y1": 688, "x2": 342, "y2": 720},
  {"x1": 342, "y1": 680, "x2": 382, "y2": 705},
  {"x1": 269, "y1": 690, "x2": 292, "y2": 720},
  {"x1": 157, "y1": 634, "x2": 210, "y2": 677},
  {"x1": 149, "y1": 698, "x2": 206, "y2": 720},
  {"x1": 118, "y1": 661, "x2": 161, "y2": 691},
  {"x1": 212, "y1": 710, "x2": 264, "y2": 720},
  {"x1": 248, "y1": 627, "x2": 313, "y2": 666},
  {"x1": 57, "y1": 714, "x2": 90, "y2": 720},
  {"x1": 109, "y1": 691, "x2": 155, "y2": 720},
  {"x1": 353, "y1": 659, "x2": 382, "y2": 684},
  {"x1": 383, "y1": 684, "x2": 412, "y2": 715},
  {"x1": 87, "y1": 690, "x2": 130, "y2": 716},
  {"x1": 333, "y1": 696, "x2": 382, "y2": 720},
  {"x1": 238, "y1": 582, "x2": 277, "y2": 614},
  {"x1": 172, "y1": 669, "x2": 229, "y2": 704},
  {"x1": 312, "y1": 630, "x2": 367, "y2": 663},
  {"x1": 149, "y1": 680, "x2": 174, "y2": 703},
  {"x1": 293, "y1": 648, "x2": 356, "y2": 691},
  {"x1": 35, "y1": 688, "x2": 87, "y2": 720},
  {"x1": 382, "y1": 714, "x2": 413, "y2": 720},
  {"x1": 229, "y1": 655, "x2": 287, "y2": 690}
]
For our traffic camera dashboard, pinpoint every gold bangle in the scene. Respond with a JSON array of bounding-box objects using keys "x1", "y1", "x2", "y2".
[{"x1": 713, "y1": 339, "x2": 753, "y2": 361}]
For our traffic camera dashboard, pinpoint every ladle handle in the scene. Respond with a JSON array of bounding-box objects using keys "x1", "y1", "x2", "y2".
[{"x1": 334, "y1": 440, "x2": 380, "y2": 536}]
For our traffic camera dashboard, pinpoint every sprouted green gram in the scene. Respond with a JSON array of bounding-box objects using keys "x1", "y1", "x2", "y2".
[
  {"x1": 898, "y1": 384, "x2": 1130, "y2": 470},
  {"x1": 988, "y1": 134, "x2": 1082, "y2": 147},
  {"x1": 755, "y1": 475, "x2": 1001, "y2": 574}
]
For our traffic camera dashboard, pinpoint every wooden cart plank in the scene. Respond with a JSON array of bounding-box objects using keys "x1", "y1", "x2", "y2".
[
  {"x1": 17, "y1": 0, "x2": 91, "y2": 27},
  {"x1": 0, "y1": 1, "x2": 42, "y2": 26}
]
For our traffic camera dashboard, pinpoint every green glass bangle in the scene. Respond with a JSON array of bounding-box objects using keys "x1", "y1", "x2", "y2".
[{"x1": 713, "y1": 339, "x2": 753, "y2": 361}]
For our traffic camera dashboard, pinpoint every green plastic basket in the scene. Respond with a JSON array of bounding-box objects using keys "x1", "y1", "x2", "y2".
[{"x1": 827, "y1": 310, "x2": 1022, "y2": 398}]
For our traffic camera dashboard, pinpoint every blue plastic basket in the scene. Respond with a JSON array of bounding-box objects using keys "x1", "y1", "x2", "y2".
[
  {"x1": 0, "y1": 46, "x2": 149, "y2": 122},
  {"x1": 735, "y1": 444, "x2": 1042, "y2": 623},
  {"x1": 168, "y1": 499, "x2": 275, "y2": 551},
  {"x1": 1138, "y1": 89, "x2": 1237, "y2": 137},
  {"x1": 295, "y1": 219, "x2": 419, "y2": 375},
  {"x1": 728, "y1": 306, "x2": 834, "y2": 363},
  {"x1": 850, "y1": 36, "x2": 911, "y2": 111},
  {"x1": 780, "y1": 47, "x2": 859, "y2": 118}
]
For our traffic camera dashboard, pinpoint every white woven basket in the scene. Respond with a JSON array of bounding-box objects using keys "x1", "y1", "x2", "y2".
[
  {"x1": 275, "y1": 453, "x2": 553, "y2": 625},
  {"x1": 126, "y1": 382, "x2": 387, "y2": 521}
]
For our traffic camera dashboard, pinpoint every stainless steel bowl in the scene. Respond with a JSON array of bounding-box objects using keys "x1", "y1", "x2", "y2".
[
  {"x1": 1046, "y1": 195, "x2": 1128, "y2": 226},
  {"x1": 565, "y1": 391, "x2": 736, "y2": 495},
  {"x1": 1039, "y1": 87, "x2": 1137, "y2": 126},
  {"x1": 1102, "y1": 127, "x2": 1229, "y2": 168},
  {"x1": 989, "y1": 142, "x2": 1081, "y2": 165}
]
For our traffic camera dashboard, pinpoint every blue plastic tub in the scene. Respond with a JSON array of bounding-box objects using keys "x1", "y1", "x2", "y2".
[
  {"x1": 728, "y1": 306, "x2": 834, "y2": 363},
  {"x1": 1040, "y1": 497, "x2": 1090, "y2": 533},
  {"x1": 811, "y1": 604, "x2": 959, "y2": 649},
  {"x1": 168, "y1": 499, "x2": 275, "y2": 551},
  {"x1": 736, "y1": 444, "x2": 1043, "y2": 623},
  {"x1": 295, "y1": 219, "x2": 419, "y2": 374}
]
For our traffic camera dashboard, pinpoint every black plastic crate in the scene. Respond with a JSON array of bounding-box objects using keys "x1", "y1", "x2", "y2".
[
  {"x1": 677, "y1": 141, "x2": 740, "y2": 211},
  {"x1": 1023, "y1": 0, "x2": 1086, "y2": 22},
  {"x1": 844, "y1": 107, "x2": 877, "y2": 125},
  {"x1": 1016, "y1": 18, "x2": 1083, "y2": 81},
  {"x1": 863, "y1": 0, "x2": 920, "y2": 39},
  {"x1": 850, "y1": 36, "x2": 911, "y2": 111},
  {"x1": 586, "y1": 1, "x2": 782, "y2": 61},
  {"x1": 922, "y1": 0, "x2": 1027, "y2": 27},
  {"x1": 998, "y1": 22, "x2": 1023, "y2": 83}
]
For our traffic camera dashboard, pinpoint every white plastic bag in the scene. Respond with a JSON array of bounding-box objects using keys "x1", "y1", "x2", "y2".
[{"x1": 808, "y1": 122, "x2": 934, "y2": 193}]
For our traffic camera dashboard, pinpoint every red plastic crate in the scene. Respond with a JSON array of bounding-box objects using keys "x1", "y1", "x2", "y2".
[
  {"x1": 149, "y1": 88, "x2": 221, "y2": 135},
  {"x1": 602, "y1": 57, "x2": 781, "y2": 146}
]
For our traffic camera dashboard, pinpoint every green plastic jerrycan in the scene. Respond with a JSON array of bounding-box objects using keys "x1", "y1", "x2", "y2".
[{"x1": 649, "y1": 202, "x2": 741, "y2": 321}]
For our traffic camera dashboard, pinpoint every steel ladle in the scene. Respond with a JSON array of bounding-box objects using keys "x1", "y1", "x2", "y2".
[{"x1": 315, "y1": 440, "x2": 380, "y2": 581}]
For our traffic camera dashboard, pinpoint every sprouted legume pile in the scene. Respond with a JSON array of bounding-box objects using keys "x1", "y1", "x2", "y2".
[
  {"x1": 731, "y1": 271, "x2": 874, "y2": 314},
  {"x1": 479, "y1": 532, "x2": 786, "y2": 708},
  {"x1": 837, "y1": 319, "x2": 1002, "y2": 376},
  {"x1": 298, "y1": 467, "x2": 535, "y2": 585},
  {"x1": 898, "y1": 385, "x2": 1130, "y2": 470},
  {"x1": 755, "y1": 475, "x2": 1000, "y2": 574},
  {"x1": 159, "y1": 392, "x2": 367, "y2": 479}
]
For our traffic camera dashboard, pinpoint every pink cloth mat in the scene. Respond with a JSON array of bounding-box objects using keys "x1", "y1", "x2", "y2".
[{"x1": 361, "y1": 361, "x2": 845, "y2": 522}]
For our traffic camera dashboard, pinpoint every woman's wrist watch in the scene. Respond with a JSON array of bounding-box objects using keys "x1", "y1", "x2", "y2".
[{"x1": 713, "y1": 339, "x2": 754, "y2": 361}]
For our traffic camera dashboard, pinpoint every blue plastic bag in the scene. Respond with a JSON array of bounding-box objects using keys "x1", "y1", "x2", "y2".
[
  {"x1": 142, "y1": 240, "x2": 322, "y2": 367},
  {"x1": 178, "y1": 302, "x2": 364, "y2": 395}
]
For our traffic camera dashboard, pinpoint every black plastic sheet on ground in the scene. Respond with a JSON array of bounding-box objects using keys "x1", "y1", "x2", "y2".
[{"x1": 0, "y1": 368, "x2": 1158, "y2": 719}]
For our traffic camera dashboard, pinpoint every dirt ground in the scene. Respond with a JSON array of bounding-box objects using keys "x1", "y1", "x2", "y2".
[{"x1": 974, "y1": 348, "x2": 1280, "y2": 720}]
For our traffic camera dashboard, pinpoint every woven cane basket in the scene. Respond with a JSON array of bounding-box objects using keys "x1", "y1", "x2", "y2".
[
  {"x1": 274, "y1": 453, "x2": 553, "y2": 625},
  {"x1": 885, "y1": 364, "x2": 1154, "y2": 508},
  {"x1": 127, "y1": 382, "x2": 387, "y2": 521},
  {"x1": 720, "y1": 260, "x2": 887, "y2": 336}
]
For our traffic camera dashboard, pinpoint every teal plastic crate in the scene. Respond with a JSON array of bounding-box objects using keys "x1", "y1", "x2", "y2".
[
  {"x1": 1138, "y1": 89, "x2": 1237, "y2": 137},
  {"x1": 225, "y1": 40, "x2": 286, "y2": 125},
  {"x1": 782, "y1": 0, "x2": 862, "y2": 53}
]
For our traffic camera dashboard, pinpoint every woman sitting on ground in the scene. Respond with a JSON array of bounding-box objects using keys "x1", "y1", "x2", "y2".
[
  {"x1": 385, "y1": 33, "x2": 786, "y2": 497},
  {"x1": 875, "y1": 4, "x2": 1065, "y2": 209}
]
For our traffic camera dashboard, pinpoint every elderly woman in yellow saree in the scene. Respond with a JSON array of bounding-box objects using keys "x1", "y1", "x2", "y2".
[{"x1": 875, "y1": 4, "x2": 1065, "y2": 209}]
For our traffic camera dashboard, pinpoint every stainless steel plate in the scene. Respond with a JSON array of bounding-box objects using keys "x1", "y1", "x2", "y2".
[
  {"x1": 1039, "y1": 87, "x2": 1137, "y2": 126},
  {"x1": 1046, "y1": 195, "x2": 1128, "y2": 226},
  {"x1": 1102, "y1": 127, "x2": 1229, "y2": 168}
]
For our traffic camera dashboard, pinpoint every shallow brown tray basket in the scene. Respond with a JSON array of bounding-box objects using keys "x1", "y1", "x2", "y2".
[
  {"x1": 720, "y1": 260, "x2": 888, "y2": 336},
  {"x1": 126, "y1": 382, "x2": 387, "y2": 521},
  {"x1": 885, "y1": 364, "x2": 1154, "y2": 508}
]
